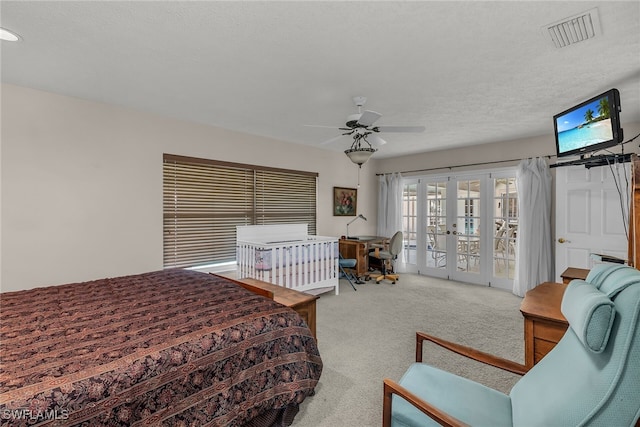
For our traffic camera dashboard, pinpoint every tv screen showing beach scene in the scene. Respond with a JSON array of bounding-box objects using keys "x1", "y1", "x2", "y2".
[{"x1": 554, "y1": 89, "x2": 621, "y2": 158}]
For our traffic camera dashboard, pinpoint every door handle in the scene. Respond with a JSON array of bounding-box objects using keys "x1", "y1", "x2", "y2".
[{"x1": 558, "y1": 238, "x2": 569, "y2": 244}]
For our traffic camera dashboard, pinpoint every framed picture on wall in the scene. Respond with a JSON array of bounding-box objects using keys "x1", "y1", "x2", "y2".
[{"x1": 333, "y1": 187, "x2": 357, "y2": 216}]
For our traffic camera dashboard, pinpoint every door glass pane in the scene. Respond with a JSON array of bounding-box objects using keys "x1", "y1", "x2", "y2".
[
  {"x1": 426, "y1": 181, "x2": 447, "y2": 269},
  {"x1": 493, "y1": 177, "x2": 517, "y2": 279},
  {"x1": 402, "y1": 183, "x2": 418, "y2": 265},
  {"x1": 456, "y1": 180, "x2": 481, "y2": 273}
]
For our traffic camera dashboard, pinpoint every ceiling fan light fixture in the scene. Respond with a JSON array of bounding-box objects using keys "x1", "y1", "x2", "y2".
[
  {"x1": 345, "y1": 131, "x2": 377, "y2": 167},
  {"x1": 345, "y1": 147, "x2": 376, "y2": 166}
]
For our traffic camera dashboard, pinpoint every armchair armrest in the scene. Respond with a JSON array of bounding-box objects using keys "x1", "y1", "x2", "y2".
[
  {"x1": 383, "y1": 379, "x2": 470, "y2": 427},
  {"x1": 416, "y1": 331, "x2": 528, "y2": 376},
  {"x1": 383, "y1": 331, "x2": 527, "y2": 427}
]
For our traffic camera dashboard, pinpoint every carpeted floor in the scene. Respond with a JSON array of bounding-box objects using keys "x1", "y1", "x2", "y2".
[{"x1": 293, "y1": 274, "x2": 525, "y2": 426}]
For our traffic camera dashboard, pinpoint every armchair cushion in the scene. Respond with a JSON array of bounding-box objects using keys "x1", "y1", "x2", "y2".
[
  {"x1": 561, "y1": 280, "x2": 615, "y2": 353},
  {"x1": 392, "y1": 363, "x2": 513, "y2": 427},
  {"x1": 585, "y1": 263, "x2": 628, "y2": 289}
]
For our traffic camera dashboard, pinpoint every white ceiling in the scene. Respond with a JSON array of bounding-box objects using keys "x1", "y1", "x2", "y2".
[{"x1": 1, "y1": 1, "x2": 639, "y2": 159}]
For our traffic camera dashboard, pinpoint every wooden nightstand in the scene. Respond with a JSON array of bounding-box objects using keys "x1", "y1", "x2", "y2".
[
  {"x1": 560, "y1": 267, "x2": 589, "y2": 284},
  {"x1": 225, "y1": 276, "x2": 319, "y2": 341},
  {"x1": 520, "y1": 282, "x2": 568, "y2": 369}
]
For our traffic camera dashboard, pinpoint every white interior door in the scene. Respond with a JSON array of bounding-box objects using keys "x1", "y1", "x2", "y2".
[{"x1": 555, "y1": 164, "x2": 630, "y2": 281}]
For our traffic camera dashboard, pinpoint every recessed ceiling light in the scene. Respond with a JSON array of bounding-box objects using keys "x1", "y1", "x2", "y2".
[{"x1": 0, "y1": 28, "x2": 21, "y2": 42}]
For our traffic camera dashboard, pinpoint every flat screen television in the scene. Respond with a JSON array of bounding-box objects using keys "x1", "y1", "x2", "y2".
[{"x1": 553, "y1": 88, "x2": 622, "y2": 158}]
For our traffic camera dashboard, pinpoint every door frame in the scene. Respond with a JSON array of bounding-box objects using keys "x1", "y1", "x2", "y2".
[{"x1": 401, "y1": 167, "x2": 517, "y2": 289}]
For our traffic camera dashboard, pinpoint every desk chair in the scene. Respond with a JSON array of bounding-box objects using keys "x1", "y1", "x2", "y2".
[
  {"x1": 338, "y1": 254, "x2": 360, "y2": 291},
  {"x1": 369, "y1": 231, "x2": 403, "y2": 284}
]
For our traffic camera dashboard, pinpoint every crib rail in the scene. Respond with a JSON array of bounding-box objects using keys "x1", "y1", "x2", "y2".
[{"x1": 237, "y1": 238, "x2": 339, "y2": 295}]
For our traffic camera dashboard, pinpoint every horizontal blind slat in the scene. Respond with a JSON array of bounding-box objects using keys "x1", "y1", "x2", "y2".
[{"x1": 163, "y1": 154, "x2": 317, "y2": 268}]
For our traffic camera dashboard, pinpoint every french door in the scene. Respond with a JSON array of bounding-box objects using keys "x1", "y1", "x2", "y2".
[{"x1": 401, "y1": 170, "x2": 517, "y2": 289}]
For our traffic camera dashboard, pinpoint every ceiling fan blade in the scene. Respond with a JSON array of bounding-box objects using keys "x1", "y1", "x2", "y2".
[
  {"x1": 357, "y1": 110, "x2": 382, "y2": 127},
  {"x1": 320, "y1": 134, "x2": 350, "y2": 145},
  {"x1": 366, "y1": 134, "x2": 387, "y2": 146},
  {"x1": 304, "y1": 124, "x2": 342, "y2": 129},
  {"x1": 375, "y1": 125, "x2": 426, "y2": 133}
]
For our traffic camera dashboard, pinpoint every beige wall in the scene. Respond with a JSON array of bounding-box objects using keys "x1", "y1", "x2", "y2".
[
  {"x1": 2, "y1": 83, "x2": 639, "y2": 292},
  {"x1": 1, "y1": 84, "x2": 378, "y2": 291}
]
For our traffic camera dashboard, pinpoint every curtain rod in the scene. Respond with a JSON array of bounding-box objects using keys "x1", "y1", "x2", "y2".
[
  {"x1": 375, "y1": 155, "x2": 555, "y2": 176},
  {"x1": 378, "y1": 134, "x2": 640, "y2": 176}
]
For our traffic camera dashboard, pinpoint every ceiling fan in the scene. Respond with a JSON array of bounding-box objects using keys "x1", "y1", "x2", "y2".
[{"x1": 306, "y1": 96, "x2": 426, "y2": 147}]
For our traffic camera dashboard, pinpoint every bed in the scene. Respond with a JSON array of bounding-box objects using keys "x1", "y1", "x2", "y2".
[{"x1": 0, "y1": 269, "x2": 322, "y2": 426}]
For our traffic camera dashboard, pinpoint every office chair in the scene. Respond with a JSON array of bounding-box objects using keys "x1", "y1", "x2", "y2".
[{"x1": 370, "y1": 231, "x2": 403, "y2": 284}]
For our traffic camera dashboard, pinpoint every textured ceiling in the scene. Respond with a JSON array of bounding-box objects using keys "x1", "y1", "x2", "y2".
[{"x1": 1, "y1": 1, "x2": 639, "y2": 159}]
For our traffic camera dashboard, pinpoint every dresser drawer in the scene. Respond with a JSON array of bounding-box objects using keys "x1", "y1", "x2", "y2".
[
  {"x1": 534, "y1": 338, "x2": 559, "y2": 364},
  {"x1": 533, "y1": 320, "x2": 567, "y2": 343}
]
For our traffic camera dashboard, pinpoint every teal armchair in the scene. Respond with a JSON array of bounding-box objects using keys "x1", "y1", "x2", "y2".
[{"x1": 383, "y1": 264, "x2": 640, "y2": 427}]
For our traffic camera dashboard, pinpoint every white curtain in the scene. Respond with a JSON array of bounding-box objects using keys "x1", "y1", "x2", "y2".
[
  {"x1": 513, "y1": 158, "x2": 553, "y2": 297},
  {"x1": 377, "y1": 173, "x2": 404, "y2": 261}
]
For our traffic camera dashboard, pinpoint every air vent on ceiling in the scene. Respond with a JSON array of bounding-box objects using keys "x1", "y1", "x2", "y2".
[{"x1": 543, "y1": 8, "x2": 601, "y2": 49}]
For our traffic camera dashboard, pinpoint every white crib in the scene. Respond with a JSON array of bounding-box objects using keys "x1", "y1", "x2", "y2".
[{"x1": 236, "y1": 224, "x2": 339, "y2": 295}]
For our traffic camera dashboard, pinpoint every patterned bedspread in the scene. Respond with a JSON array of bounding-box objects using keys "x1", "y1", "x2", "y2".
[{"x1": 0, "y1": 269, "x2": 322, "y2": 426}]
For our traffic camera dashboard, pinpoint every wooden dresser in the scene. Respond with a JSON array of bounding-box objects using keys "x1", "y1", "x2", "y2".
[
  {"x1": 228, "y1": 276, "x2": 318, "y2": 341},
  {"x1": 520, "y1": 282, "x2": 568, "y2": 369}
]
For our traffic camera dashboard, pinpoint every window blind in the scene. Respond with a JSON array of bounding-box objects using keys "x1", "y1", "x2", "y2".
[{"x1": 163, "y1": 154, "x2": 317, "y2": 268}]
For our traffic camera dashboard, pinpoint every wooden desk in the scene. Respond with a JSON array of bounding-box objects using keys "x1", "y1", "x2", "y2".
[
  {"x1": 520, "y1": 282, "x2": 568, "y2": 369},
  {"x1": 560, "y1": 267, "x2": 590, "y2": 284},
  {"x1": 339, "y1": 236, "x2": 386, "y2": 279},
  {"x1": 223, "y1": 276, "x2": 318, "y2": 341}
]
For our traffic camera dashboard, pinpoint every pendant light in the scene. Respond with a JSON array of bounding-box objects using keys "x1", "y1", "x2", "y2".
[{"x1": 345, "y1": 133, "x2": 376, "y2": 167}]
